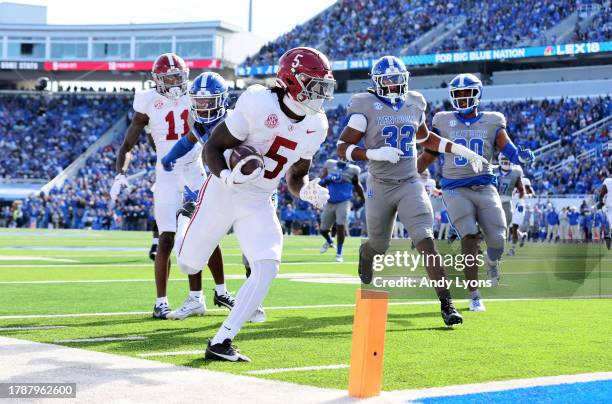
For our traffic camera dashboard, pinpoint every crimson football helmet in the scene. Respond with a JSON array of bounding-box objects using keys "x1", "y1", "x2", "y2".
[
  {"x1": 151, "y1": 53, "x2": 189, "y2": 99},
  {"x1": 275, "y1": 47, "x2": 335, "y2": 115}
]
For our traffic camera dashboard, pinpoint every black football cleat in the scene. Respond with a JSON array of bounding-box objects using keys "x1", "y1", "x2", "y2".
[
  {"x1": 213, "y1": 290, "x2": 235, "y2": 310},
  {"x1": 152, "y1": 303, "x2": 171, "y2": 320},
  {"x1": 358, "y1": 243, "x2": 374, "y2": 284},
  {"x1": 205, "y1": 339, "x2": 251, "y2": 362},
  {"x1": 441, "y1": 299, "x2": 463, "y2": 326},
  {"x1": 149, "y1": 243, "x2": 158, "y2": 261},
  {"x1": 176, "y1": 201, "x2": 197, "y2": 220}
]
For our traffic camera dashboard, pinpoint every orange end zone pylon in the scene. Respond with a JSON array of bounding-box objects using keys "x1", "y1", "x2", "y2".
[{"x1": 348, "y1": 288, "x2": 389, "y2": 398}]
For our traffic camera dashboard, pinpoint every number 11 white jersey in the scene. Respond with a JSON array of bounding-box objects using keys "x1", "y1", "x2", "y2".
[
  {"x1": 133, "y1": 88, "x2": 202, "y2": 167},
  {"x1": 224, "y1": 85, "x2": 328, "y2": 195}
]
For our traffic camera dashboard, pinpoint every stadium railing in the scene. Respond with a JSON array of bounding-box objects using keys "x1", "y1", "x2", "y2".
[{"x1": 533, "y1": 114, "x2": 612, "y2": 161}]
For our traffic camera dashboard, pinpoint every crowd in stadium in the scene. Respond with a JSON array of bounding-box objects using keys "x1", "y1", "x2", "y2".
[
  {"x1": 1, "y1": 91, "x2": 609, "y2": 238},
  {"x1": 0, "y1": 93, "x2": 130, "y2": 180},
  {"x1": 243, "y1": 0, "x2": 588, "y2": 66}
]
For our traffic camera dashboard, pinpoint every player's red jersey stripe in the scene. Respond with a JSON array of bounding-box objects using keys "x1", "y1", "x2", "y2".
[{"x1": 178, "y1": 175, "x2": 211, "y2": 256}]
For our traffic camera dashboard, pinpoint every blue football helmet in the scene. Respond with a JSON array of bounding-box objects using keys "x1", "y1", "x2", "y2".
[
  {"x1": 189, "y1": 72, "x2": 229, "y2": 125},
  {"x1": 449, "y1": 73, "x2": 482, "y2": 114},
  {"x1": 370, "y1": 56, "x2": 409, "y2": 104}
]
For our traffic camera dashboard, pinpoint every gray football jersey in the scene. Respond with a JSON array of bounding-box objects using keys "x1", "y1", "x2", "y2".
[
  {"x1": 324, "y1": 159, "x2": 361, "y2": 182},
  {"x1": 496, "y1": 165, "x2": 523, "y2": 201},
  {"x1": 347, "y1": 91, "x2": 426, "y2": 181},
  {"x1": 432, "y1": 111, "x2": 506, "y2": 179}
]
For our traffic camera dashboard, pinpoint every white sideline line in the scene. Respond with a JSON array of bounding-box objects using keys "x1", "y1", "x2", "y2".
[
  {"x1": 0, "y1": 273, "x2": 354, "y2": 284},
  {"x1": 0, "y1": 256, "x2": 78, "y2": 263},
  {"x1": 138, "y1": 350, "x2": 206, "y2": 357},
  {"x1": 246, "y1": 364, "x2": 349, "y2": 375},
  {"x1": 387, "y1": 372, "x2": 612, "y2": 402},
  {"x1": 0, "y1": 261, "x2": 358, "y2": 269},
  {"x1": 53, "y1": 336, "x2": 146, "y2": 343},
  {"x1": 1, "y1": 296, "x2": 608, "y2": 320},
  {"x1": 0, "y1": 325, "x2": 67, "y2": 331}
]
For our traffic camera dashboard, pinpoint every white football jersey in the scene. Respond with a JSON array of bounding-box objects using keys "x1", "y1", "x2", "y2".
[
  {"x1": 604, "y1": 178, "x2": 612, "y2": 208},
  {"x1": 133, "y1": 88, "x2": 202, "y2": 166},
  {"x1": 224, "y1": 85, "x2": 328, "y2": 195}
]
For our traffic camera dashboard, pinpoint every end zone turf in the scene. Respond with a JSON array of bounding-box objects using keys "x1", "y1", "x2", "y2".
[{"x1": 0, "y1": 229, "x2": 610, "y2": 398}]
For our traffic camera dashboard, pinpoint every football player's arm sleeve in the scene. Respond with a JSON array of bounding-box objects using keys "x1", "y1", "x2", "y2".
[
  {"x1": 286, "y1": 158, "x2": 311, "y2": 198},
  {"x1": 162, "y1": 135, "x2": 195, "y2": 164},
  {"x1": 204, "y1": 121, "x2": 244, "y2": 177},
  {"x1": 116, "y1": 111, "x2": 148, "y2": 174}
]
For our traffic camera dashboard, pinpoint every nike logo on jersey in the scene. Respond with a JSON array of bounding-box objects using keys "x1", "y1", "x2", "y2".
[{"x1": 306, "y1": 129, "x2": 316, "y2": 134}]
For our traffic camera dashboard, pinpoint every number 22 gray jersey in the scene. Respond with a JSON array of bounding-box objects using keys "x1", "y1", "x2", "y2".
[
  {"x1": 347, "y1": 91, "x2": 426, "y2": 181},
  {"x1": 432, "y1": 111, "x2": 506, "y2": 180}
]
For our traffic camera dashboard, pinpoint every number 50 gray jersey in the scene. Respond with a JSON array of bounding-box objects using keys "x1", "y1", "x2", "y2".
[{"x1": 346, "y1": 91, "x2": 427, "y2": 182}]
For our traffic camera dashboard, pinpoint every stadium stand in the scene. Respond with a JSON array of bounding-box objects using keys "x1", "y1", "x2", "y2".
[
  {"x1": 0, "y1": 93, "x2": 131, "y2": 180},
  {"x1": 5, "y1": 93, "x2": 608, "y2": 233},
  {"x1": 242, "y1": 0, "x2": 597, "y2": 66}
]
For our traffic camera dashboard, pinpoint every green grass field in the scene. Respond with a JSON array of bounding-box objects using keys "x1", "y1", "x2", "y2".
[{"x1": 0, "y1": 228, "x2": 611, "y2": 391}]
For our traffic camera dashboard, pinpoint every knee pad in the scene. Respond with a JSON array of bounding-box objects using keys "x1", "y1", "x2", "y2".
[
  {"x1": 178, "y1": 259, "x2": 200, "y2": 275},
  {"x1": 251, "y1": 259, "x2": 279, "y2": 283}
]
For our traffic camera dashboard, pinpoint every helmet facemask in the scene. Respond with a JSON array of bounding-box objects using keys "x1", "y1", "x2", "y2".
[
  {"x1": 450, "y1": 86, "x2": 480, "y2": 114},
  {"x1": 190, "y1": 92, "x2": 227, "y2": 125},
  {"x1": 373, "y1": 71, "x2": 409, "y2": 103},
  {"x1": 291, "y1": 72, "x2": 335, "y2": 115},
  {"x1": 153, "y1": 69, "x2": 189, "y2": 100},
  {"x1": 499, "y1": 158, "x2": 511, "y2": 171}
]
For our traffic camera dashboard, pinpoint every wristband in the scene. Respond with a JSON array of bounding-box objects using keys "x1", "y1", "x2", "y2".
[
  {"x1": 346, "y1": 144, "x2": 357, "y2": 161},
  {"x1": 438, "y1": 138, "x2": 449, "y2": 153}
]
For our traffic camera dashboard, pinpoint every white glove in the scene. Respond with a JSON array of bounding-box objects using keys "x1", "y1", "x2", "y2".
[
  {"x1": 110, "y1": 174, "x2": 130, "y2": 201},
  {"x1": 219, "y1": 157, "x2": 264, "y2": 188},
  {"x1": 299, "y1": 178, "x2": 329, "y2": 209},
  {"x1": 450, "y1": 143, "x2": 488, "y2": 173},
  {"x1": 366, "y1": 147, "x2": 403, "y2": 164}
]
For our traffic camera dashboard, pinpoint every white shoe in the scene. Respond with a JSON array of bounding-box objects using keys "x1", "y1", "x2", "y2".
[
  {"x1": 320, "y1": 241, "x2": 333, "y2": 254},
  {"x1": 335, "y1": 254, "x2": 343, "y2": 262},
  {"x1": 484, "y1": 253, "x2": 500, "y2": 287},
  {"x1": 249, "y1": 306, "x2": 266, "y2": 323},
  {"x1": 167, "y1": 296, "x2": 206, "y2": 320},
  {"x1": 469, "y1": 297, "x2": 486, "y2": 312}
]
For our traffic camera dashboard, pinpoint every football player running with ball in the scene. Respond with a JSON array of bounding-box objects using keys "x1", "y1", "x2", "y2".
[
  {"x1": 337, "y1": 56, "x2": 488, "y2": 326},
  {"x1": 418, "y1": 73, "x2": 534, "y2": 312},
  {"x1": 177, "y1": 47, "x2": 335, "y2": 362}
]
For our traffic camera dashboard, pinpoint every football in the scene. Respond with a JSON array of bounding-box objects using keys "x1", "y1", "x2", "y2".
[{"x1": 229, "y1": 144, "x2": 265, "y2": 176}]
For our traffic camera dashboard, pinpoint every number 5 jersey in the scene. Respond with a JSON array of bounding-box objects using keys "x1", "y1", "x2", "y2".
[{"x1": 224, "y1": 84, "x2": 329, "y2": 195}]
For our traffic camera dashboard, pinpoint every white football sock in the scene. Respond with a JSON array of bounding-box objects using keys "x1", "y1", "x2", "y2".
[
  {"x1": 211, "y1": 259, "x2": 279, "y2": 345},
  {"x1": 189, "y1": 290, "x2": 202, "y2": 300},
  {"x1": 152, "y1": 237, "x2": 159, "y2": 245},
  {"x1": 215, "y1": 284, "x2": 228, "y2": 296},
  {"x1": 156, "y1": 296, "x2": 168, "y2": 306},
  {"x1": 470, "y1": 290, "x2": 481, "y2": 300}
]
